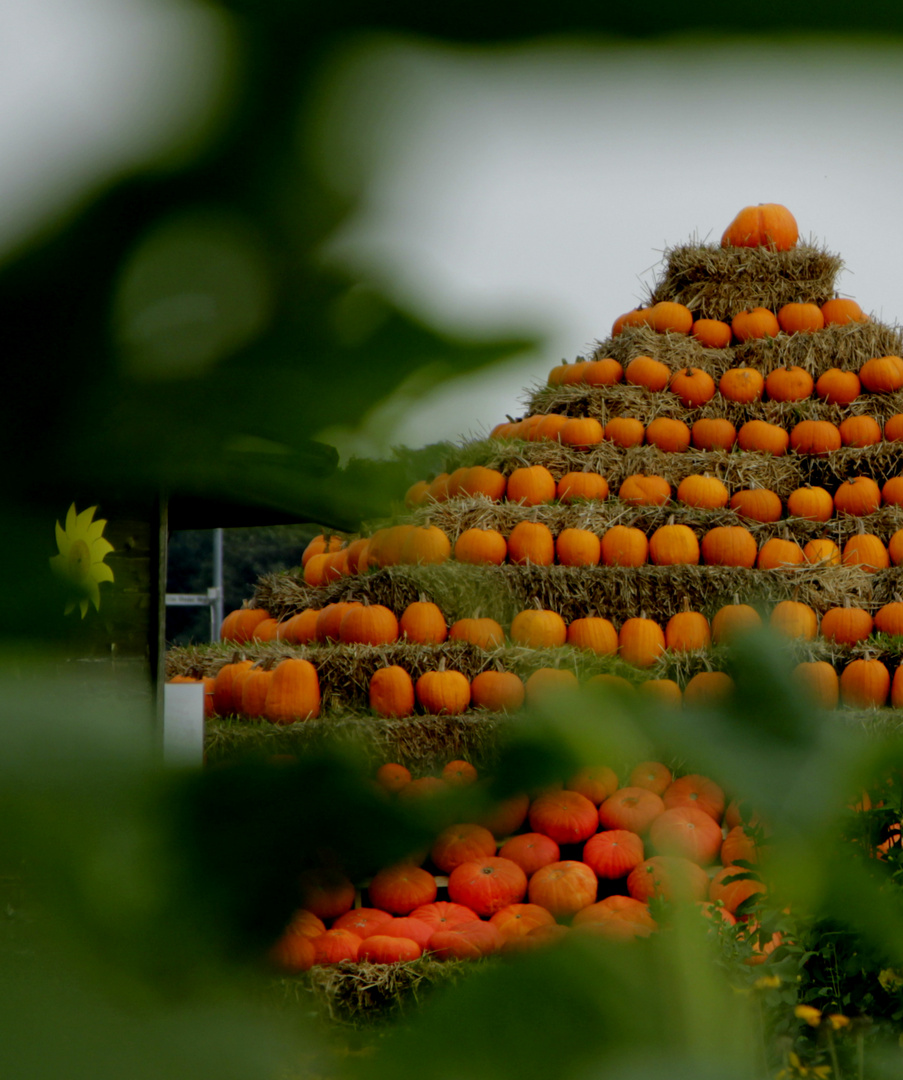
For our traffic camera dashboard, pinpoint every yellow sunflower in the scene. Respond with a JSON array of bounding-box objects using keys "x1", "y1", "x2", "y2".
[{"x1": 50, "y1": 503, "x2": 115, "y2": 617}]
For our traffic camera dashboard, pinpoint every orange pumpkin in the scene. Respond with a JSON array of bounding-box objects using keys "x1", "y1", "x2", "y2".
[
  {"x1": 583, "y1": 357, "x2": 624, "y2": 385},
  {"x1": 648, "y1": 301, "x2": 694, "y2": 334},
  {"x1": 677, "y1": 474, "x2": 729, "y2": 509},
  {"x1": 566, "y1": 616, "x2": 618, "y2": 655},
  {"x1": 415, "y1": 670, "x2": 471, "y2": 715},
  {"x1": 729, "y1": 487, "x2": 782, "y2": 523},
  {"x1": 447, "y1": 857, "x2": 528, "y2": 917},
  {"x1": 644, "y1": 416, "x2": 691, "y2": 453},
  {"x1": 369, "y1": 863, "x2": 438, "y2": 915},
  {"x1": 400, "y1": 525, "x2": 452, "y2": 565},
  {"x1": 459, "y1": 466, "x2": 507, "y2": 501},
  {"x1": 529, "y1": 790, "x2": 599, "y2": 845},
  {"x1": 691, "y1": 319, "x2": 732, "y2": 348},
  {"x1": 454, "y1": 527, "x2": 508, "y2": 565},
  {"x1": 604, "y1": 416, "x2": 646, "y2": 447},
  {"x1": 840, "y1": 659, "x2": 890, "y2": 708},
  {"x1": 821, "y1": 298, "x2": 867, "y2": 325},
  {"x1": 339, "y1": 603, "x2": 399, "y2": 645},
  {"x1": 765, "y1": 365, "x2": 814, "y2": 402},
  {"x1": 721, "y1": 203, "x2": 798, "y2": 250},
  {"x1": 648, "y1": 522, "x2": 700, "y2": 566},
  {"x1": 619, "y1": 473, "x2": 671, "y2": 506},
  {"x1": 719, "y1": 367, "x2": 765, "y2": 403},
  {"x1": 506, "y1": 465, "x2": 557, "y2": 506},
  {"x1": 711, "y1": 604, "x2": 762, "y2": 644},
  {"x1": 815, "y1": 368, "x2": 861, "y2": 405},
  {"x1": 840, "y1": 415, "x2": 882, "y2": 448},
  {"x1": 448, "y1": 618, "x2": 505, "y2": 650},
  {"x1": 528, "y1": 860, "x2": 598, "y2": 919},
  {"x1": 399, "y1": 601, "x2": 448, "y2": 644},
  {"x1": 599, "y1": 787, "x2": 666, "y2": 835},
  {"x1": 469, "y1": 671, "x2": 525, "y2": 713},
  {"x1": 670, "y1": 367, "x2": 716, "y2": 407},
  {"x1": 649, "y1": 806, "x2": 723, "y2": 865},
  {"x1": 701, "y1": 526, "x2": 758, "y2": 568},
  {"x1": 490, "y1": 903, "x2": 556, "y2": 945},
  {"x1": 882, "y1": 477, "x2": 903, "y2": 508},
  {"x1": 885, "y1": 415, "x2": 903, "y2": 441},
  {"x1": 665, "y1": 610, "x2": 711, "y2": 652},
  {"x1": 663, "y1": 773, "x2": 725, "y2": 823},
  {"x1": 625, "y1": 355, "x2": 671, "y2": 391},
  {"x1": 619, "y1": 617, "x2": 666, "y2": 668},
  {"x1": 525, "y1": 668, "x2": 580, "y2": 707},
  {"x1": 628, "y1": 761, "x2": 673, "y2": 795},
  {"x1": 566, "y1": 765, "x2": 619, "y2": 805},
  {"x1": 708, "y1": 865, "x2": 765, "y2": 914},
  {"x1": 789, "y1": 420, "x2": 841, "y2": 456},
  {"x1": 510, "y1": 609, "x2": 567, "y2": 648},
  {"x1": 787, "y1": 486, "x2": 833, "y2": 522},
  {"x1": 220, "y1": 607, "x2": 270, "y2": 642},
  {"x1": 875, "y1": 602, "x2": 903, "y2": 637},
  {"x1": 683, "y1": 671, "x2": 735, "y2": 708},
  {"x1": 556, "y1": 472, "x2": 609, "y2": 502},
  {"x1": 369, "y1": 667, "x2": 416, "y2": 718},
  {"x1": 860, "y1": 355, "x2": 903, "y2": 393},
  {"x1": 756, "y1": 538, "x2": 805, "y2": 570},
  {"x1": 601, "y1": 525, "x2": 648, "y2": 566},
  {"x1": 792, "y1": 662, "x2": 839, "y2": 710},
  {"x1": 496, "y1": 833, "x2": 561, "y2": 876},
  {"x1": 834, "y1": 477, "x2": 882, "y2": 516},
  {"x1": 803, "y1": 538, "x2": 841, "y2": 566},
  {"x1": 264, "y1": 658, "x2": 321, "y2": 724},
  {"x1": 842, "y1": 534, "x2": 889, "y2": 573},
  {"x1": 737, "y1": 420, "x2": 789, "y2": 456},
  {"x1": 820, "y1": 606, "x2": 874, "y2": 646},
  {"x1": 777, "y1": 302, "x2": 824, "y2": 334},
  {"x1": 731, "y1": 308, "x2": 780, "y2": 342},
  {"x1": 431, "y1": 823, "x2": 497, "y2": 875},
  {"x1": 769, "y1": 600, "x2": 818, "y2": 640},
  {"x1": 560, "y1": 416, "x2": 604, "y2": 448},
  {"x1": 691, "y1": 417, "x2": 737, "y2": 451},
  {"x1": 507, "y1": 521, "x2": 555, "y2": 566},
  {"x1": 555, "y1": 528, "x2": 601, "y2": 567}
]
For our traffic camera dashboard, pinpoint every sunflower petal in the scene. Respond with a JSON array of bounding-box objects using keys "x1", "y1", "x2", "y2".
[
  {"x1": 93, "y1": 562, "x2": 115, "y2": 584},
  {"x1": 75, "y1": 505, "x2": 98, "y2": 536},
  {"x1": 86, "y1": 517, "x2": 108, "y2": 543},
  {"x1": 65, "y1": 503, "x2": 78, "y2": 533},
  {"x1": 90, "y1": 536, "x2": 115, "y2": 561},
  {"x1": 55, "y1": 519, "x2": 70, "y2": 555}
]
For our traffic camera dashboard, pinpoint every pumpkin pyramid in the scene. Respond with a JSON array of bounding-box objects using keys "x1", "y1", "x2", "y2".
[{"x1": 169, "y1": 202, "x2": 903, "y2": 760}]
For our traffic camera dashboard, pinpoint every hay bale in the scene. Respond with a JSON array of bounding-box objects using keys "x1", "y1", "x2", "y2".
[
  {"x1": 646, "y1": 242, "x2": 843, "y2": 321},
  {"x1": 306, "y1": 957, "x2": 470, "y2": 1027}
]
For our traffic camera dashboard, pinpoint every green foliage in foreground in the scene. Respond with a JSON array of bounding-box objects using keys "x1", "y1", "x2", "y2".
[{"x1": 4, "y1": 634, "x2": 903, "y2": 1079}]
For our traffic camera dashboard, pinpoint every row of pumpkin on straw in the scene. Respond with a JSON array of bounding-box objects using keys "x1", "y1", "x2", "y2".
[
  {"x1": 406, "y1": 463, "x2": 903, "y2": 516},
  {"x1": 604, "y1": 297, "x2": 869, "y2": 347},
  {"x1": 488, "y1": 408, "x2": 903, "y2": 455},
  {"x1": 269, "y1": 757, "x2": 768, "y2": 969},
  {"x1": 299, "y1": 516, "x2": 903, "y2": 589},
  {"x1": 544, "y1": 351, "x2": 897, "y2": 402},
  {"x1": 220, "y1": 598, "x2": 903, "y2": 655}
]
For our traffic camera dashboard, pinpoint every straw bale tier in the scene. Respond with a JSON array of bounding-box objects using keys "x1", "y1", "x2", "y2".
[{"x1": 645, "y1": 242, "x2": 843, "y2": 321}]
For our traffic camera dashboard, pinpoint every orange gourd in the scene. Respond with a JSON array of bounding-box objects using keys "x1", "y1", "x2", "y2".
[
  {"x1": 583, "y1": 357, "x2": 624, "y2": 385},
  {"x1": 265, "y1": 658, "x2": 321, "y2": 724},
  {"x1": 648, "y1": 522, "x2": 700, "y2": 566},
  {"x1": 840, "y1": 659, "x2": 890, "y2": 708},
  {"x1": 560, "y1": 417, "x2": 604, "y2": 448},
  {"x1": 665, "y1": 610, "x2": 711, "y2": 653},
  {"x1": 834, "y1": 477, "x2": 882, "y2": 516},
  {"x1": 839, "y1": 415, "x2": 882, "y2": 448},
  {"x1": 756, "y1": 537, "x2": 805, "y2": 570},
  {"x1": 842, "y1": 533, "x2": 889, "y2": 573},
  {"x1": 777, "y1": 303, "x2": 825, "y2": 334},
  {"x1": 737, "y1": 419, "x2": 789, "y2": 455},
  {"x1": 415, "y1": 670, "x2": 471, "y2": 715},
  {"x1": 691, "y1": 418, "x2": 737, "y2": 451},
  {"x1": 454, "y1": 527, "x2": 508, "y2": 566},
  {"x1": 820, "y1": 606, "x2": 874, "y2": 646},
  {"x1": 803, "y1": 538, "x2": 841, "y2": 566},
  {"x1": 730, "y1": 487, "x2": 782, "y2": 522},
  {"x1": 400, "y1": 601, "x2": 448, "y2": 644},
  {"x1": 604, "y1": 416, "x2": 645, "y2": 447},
  {"x1": 721, "y1": 203, "x2": 798, "y2": 250},
  {"x1": 701, "y1": 526, "x2": 758, "y2": 568},
  {"x1": 691, "y1": 319, "x2": 732, "y2": 348},
  {"x1": 816, "y1": 368, "x2": 860, "y2": 405},
  {"x1": 566, "y1": 616, "x2": 619, "y2": 656},
  {"x1": 770, "y1": 600, "x2": 818, "y2": 640},
  {"x1": 625, "y1": 355, "x2": 671, "y2": 391},
  {"x1": 860, "y1": 355, "x2": 903, "y2": 393},
  {"x1": 719, "y1": 367, "x2": 765, "y2": 403},
  {"x1": 339, "y1": 603, "x2": 399, "y2": 645},
  {"x1": 731, "y1": 308, "x2": 780, "y2": 342},
  {"x1": 644, "y1": 416, "x2": 691, "y2": 453},
  {"x1": 711, "y1": 604, "x2": 762, "y2": 644},
  {"x1": 765, "y1": 365, "x2": 814, "y2": 402},
  {"x1": 507, "y1": 521, "x2": 555, "y2": 566},
  {"x1": 510, "y1": 609, "x2": 567, "y2": 648},
  {"x1": 369, "y1": 666, "x2": 416, "y2": 718},
  {"x1": 555, "y1": 528, "x2": 601, "y2": 567},
  {"x1": 787, "y1": 486, "x2": 833, "y2": 522},
  {"x1": 648, "y1": 301, "x2": 694, "y2": 334},
  {"x1": 601, "y1": 525, "x2": 648, "y2": 566},
  {"x1": 676, "y1": 474, "x2": 729, "y2": 509},
  {"x1": 459, "y1": 466, "x2": 507, "y2": 500},
  {"x1": 821, "y1": 298, "x2": 866, "y2": 325},
  {"x1": 556, "y1": 472, "x2": 609, "y2": 502},
  {"x1": 619, "y1": 617, "x2": 666, "y2": 668},
  {"x1": 789, "y1": 420, "x2": 842, "y2": 456},
  {"x1": 793, "y1": 662, "x2": 839, "y2": 710},
  {"x1": 670, "y1": 367, "x2": 716, "y2": 407},
  {"x1": 619, "y1": 473, "x2": 671, "y2": 506},
  {"x1": 469, "y1": 671, "x2": 525, "y2": 712},
  {"x1": 448, "y1": 618, "x2": 505, "y2": 650},
  {"x1": 506, "y1": 465, "x2": 557, "y2": 506}
]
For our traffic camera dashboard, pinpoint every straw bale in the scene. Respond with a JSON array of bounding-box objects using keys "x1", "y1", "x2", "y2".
[
  {"x1": 203, "y1": 712, "x2": 513, "y2": 772},
  {"x1": 646, "y1": 242, "x2": 843, "y2": 321},
  {"x1": 307, "y1": 957, "x2": 468, "y2": 1027},
  {"x1": 732, "y1": 321, "x2": 903, "y2": 378}
]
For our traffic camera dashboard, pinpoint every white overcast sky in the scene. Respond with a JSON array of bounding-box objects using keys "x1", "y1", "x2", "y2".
[{"x1": 3, "y1": 3, "x2": 903, "y2": 457}]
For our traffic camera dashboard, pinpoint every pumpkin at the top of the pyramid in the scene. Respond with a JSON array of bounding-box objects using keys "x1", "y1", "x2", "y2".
[
  {"x1": 644, "y1": 203, "x2": 844, "y2": 323},
  {"x1": 721, "y1": 203, "x2": 799, "y2": 251}
]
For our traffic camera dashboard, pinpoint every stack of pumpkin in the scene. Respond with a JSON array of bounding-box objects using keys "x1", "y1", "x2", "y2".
[
  {"x1": 168, "y1": 202, "x2": 903, "y2": 734},
  {"x1": 270, "y1": 757, "x2": 768, "y2": 974}
]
